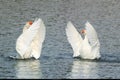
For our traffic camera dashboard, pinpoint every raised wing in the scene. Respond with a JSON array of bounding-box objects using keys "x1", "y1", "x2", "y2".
[
  {"x1": 66, "y1": 21, "x2": 83, "y2": 57},
  {"x1": 31, "y1": 19, "x2": 46, "y2": 59},
  {"x1": 85, "y1": 21, "x2": 100, "y2": 47},
  {"x1": 16, "y1": 18, "x2": 42, "y2": 57}
]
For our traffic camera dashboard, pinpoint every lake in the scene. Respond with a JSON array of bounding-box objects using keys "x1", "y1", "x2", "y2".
[{"x1": 0, "y1": 0, "x2": 120, "y2": 79}]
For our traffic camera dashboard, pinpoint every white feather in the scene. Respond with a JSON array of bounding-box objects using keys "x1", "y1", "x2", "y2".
[
  {"x1": 85, "y1": 21, "x2": 100, "y2": 47},
  {"x1": 31, "y1": 19, "x2": 46, "y2": 59},
  {"x1": 85, "y1": 21, "x2": 100, "y2": 58},
  {"x1": 66, "y1": 21, "x2": 83, "y2": 57}
]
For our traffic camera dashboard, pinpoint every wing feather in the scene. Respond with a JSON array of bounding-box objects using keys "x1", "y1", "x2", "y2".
[
  {"x1": 31, "y1": 19, "x2": 46, "y2": 59},
  {"x1": 85, "y1": 21, "x2": 100, "y2": 47},
  {"x1": 66, "y1": 21, "x2": 83, "y2": 57}
]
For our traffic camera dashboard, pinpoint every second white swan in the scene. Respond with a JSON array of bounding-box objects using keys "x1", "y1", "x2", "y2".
[{"x1": 66, "y1": 21, "x2": 101, "y2": 59}]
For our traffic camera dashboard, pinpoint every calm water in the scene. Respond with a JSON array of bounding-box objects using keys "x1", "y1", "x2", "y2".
[{"x1": 0, "y1": 0, "x2": 120, "y2": 79}]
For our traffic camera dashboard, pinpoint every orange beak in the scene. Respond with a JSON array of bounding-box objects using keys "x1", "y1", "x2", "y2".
[
  {"x1": 28, "y1": 21, "x2": 33, "y2": 25},
  {"x1": 25, "y1": 21, "x2": 33, "y2": 29},
  {"x1": 80, "y1": 29, "x2": 86, "y2": 34}
]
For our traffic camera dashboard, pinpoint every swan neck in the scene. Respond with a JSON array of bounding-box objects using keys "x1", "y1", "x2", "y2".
[
  {"x1": 84, "y1": 35, "x2": 88, "y2": 41},
  {"x1": 23, "y1": 26, "x2": 28, "y2": 33}
]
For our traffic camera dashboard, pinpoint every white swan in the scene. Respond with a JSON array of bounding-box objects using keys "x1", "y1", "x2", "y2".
[
  {"x1": 66, "y1": 21, "x2": 101, "y2": 59},
  {"x1": 15, "y1": 18, "x2": 46, "y2": 59}
]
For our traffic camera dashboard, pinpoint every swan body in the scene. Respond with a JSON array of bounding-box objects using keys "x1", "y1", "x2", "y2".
[
  {"x1": 16, "y1": 18, "x2": 46, "y2": 59},
  {"x1": 66, "y1": 21, "x2": 100, "y2": 59}
]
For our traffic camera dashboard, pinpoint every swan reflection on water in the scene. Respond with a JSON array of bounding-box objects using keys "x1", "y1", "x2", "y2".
[
  {"x1": 67, "y1": 59, "x2": 100, "y2": 79},
  {"x1": 15, "y1": 60, "x2": 42, "y2": 79}
]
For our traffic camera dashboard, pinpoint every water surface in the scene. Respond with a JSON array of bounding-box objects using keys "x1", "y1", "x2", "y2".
[{"x1": 0, "y1": 0, "x2": 120, "y2": 79}]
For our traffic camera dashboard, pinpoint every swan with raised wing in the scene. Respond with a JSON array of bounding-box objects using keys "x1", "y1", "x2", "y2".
[
  {"x1": 15, "y1": 18, "x2": 46, "y2": 59},
  {"x1": 66, "y1": 21, "x2": 100, "y2": 59}
]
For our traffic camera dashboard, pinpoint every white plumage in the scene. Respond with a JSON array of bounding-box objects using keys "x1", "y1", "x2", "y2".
[
  {"x1": 66, "y1": 21, "x2": 101, "y2": 59},
  {"x1": 16, "y1": 18, "x2": 46, "y2": 59}
]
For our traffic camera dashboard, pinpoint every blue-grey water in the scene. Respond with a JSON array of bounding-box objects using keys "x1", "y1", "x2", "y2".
[{"x1": 0, "y1": 0, "x2": 120, "y2": 79}]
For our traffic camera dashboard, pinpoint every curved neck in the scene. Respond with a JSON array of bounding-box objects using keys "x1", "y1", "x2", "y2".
[
  {"x1": 84, "y1": 34, "x2": 89, "y2": 43},
  {"x1": 23, "y1": 26, "x2": 28, "y2": 33}
]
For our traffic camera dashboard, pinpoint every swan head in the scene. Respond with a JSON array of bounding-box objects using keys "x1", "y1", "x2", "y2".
[
  {"x1": 81, "y1": 29, "x2": 86, "y2": 35},
  {"x1": 25, "y1": 21, "x2": 33, "y2": 29}
]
